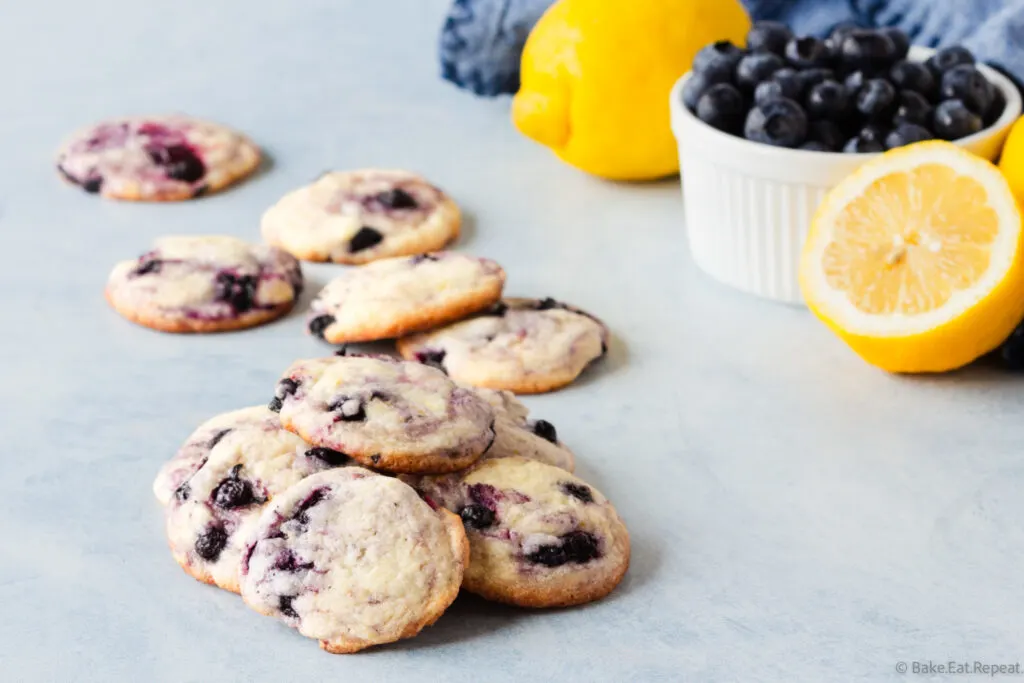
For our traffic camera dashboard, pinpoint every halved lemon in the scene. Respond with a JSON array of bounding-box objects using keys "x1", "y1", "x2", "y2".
[{"x1": 799, "y1": 141, "x2": 1024, "y2": 373}]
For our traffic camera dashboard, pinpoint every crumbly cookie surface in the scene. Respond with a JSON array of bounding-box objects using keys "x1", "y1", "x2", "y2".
[
  {"x1": 261, "y1": 169, "x2": 461, "y2": 264},
  {"x1": 398, "y1": 297, "x2": 609, "y2": 393},
  {"x1": 306, "y1": 252, "x2": 505, "y2": 343},
  {"x1": 163, "y1": 410, "x2": 345, "y2": 592},
  {"x1": 272, "y1": 356, "x2": 495, "y2": 473},
  {"x1": 408, "y1": 457, "x2": 629, "y2": 607},
  {"x1": 240, "y1": 468, "x2": 468, "y2": 653}
]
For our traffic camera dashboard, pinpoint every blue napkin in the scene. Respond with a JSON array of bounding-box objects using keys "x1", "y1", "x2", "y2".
[{"x1": 439, "y1": 0, "x2": 1024, "y2": 96}]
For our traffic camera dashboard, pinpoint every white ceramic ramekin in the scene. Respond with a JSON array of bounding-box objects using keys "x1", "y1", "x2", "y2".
[{"x1": 669, "y1": 46, "x2": 1023, "y2": 305}]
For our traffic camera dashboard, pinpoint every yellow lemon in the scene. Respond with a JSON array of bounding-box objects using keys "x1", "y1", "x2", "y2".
[
  {"x1": 999, "y1": 115, "x2": 1024, "y2": 204},
  {"x1": 512, "y1": 0, "x2": 749, "y2": 181},
  {"x1": 799, "y1": 141, "x2": 1024, "y2": 373}
]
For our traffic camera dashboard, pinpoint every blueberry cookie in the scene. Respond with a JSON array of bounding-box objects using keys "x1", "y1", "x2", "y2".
[
  {"x1": 239, "y1": 468, "x2": 468, "y2": 653},
  {"x1": 106, "y1": 235, "x2": 303, "y2": 333},
  {"x1": 153, "y1": 406, "x2": 273, "y2": 505},
  {"x1": 408, "y1": 457, "x2": 629, "y2": 607},
  {"x1": 397, "y1": 297, "x2": 609, "y2": 394},
  {"x1": 164, "y1": 414, "x2": 347, "y2": 593},
  {"x1": 56, "y1": 115, "x2": 260, "y2": 201},
  {"x1": 271, "y1": 356, "x2": 495, "y2": 474},
  {"x1": 260, "y1": 169, "x2": 461, "y2": 264},
  {"x1": 306, "y1": 252, "x2": 506, "y2": 344}
]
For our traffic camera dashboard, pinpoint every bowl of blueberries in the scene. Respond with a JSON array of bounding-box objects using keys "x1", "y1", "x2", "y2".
[{"x1": 669, "y1": 22, "x2": 1021, "y2": 304}]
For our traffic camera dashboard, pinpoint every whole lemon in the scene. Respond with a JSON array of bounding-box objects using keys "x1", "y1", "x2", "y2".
[
  {"x1": 999, "y1": 115, "x2": 1024, "y2": 205},
  {"x1": 512, "y1": 0, "x2": 750, "y2": 181}
]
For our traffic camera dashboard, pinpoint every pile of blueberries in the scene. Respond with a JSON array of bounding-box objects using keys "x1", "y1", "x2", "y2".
[{"x1": 682, "y1": 22, "x2": 1006, "y2": 153}]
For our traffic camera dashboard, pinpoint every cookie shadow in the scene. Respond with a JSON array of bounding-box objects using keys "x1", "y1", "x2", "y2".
[{"x1": 376, "y1": 593, "x2": 529, "y2": 652}]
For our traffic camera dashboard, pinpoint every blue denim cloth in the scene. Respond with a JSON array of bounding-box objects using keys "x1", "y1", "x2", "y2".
[{"x1": 439, "y1": 0, "x2": 1024, "y2": 96}]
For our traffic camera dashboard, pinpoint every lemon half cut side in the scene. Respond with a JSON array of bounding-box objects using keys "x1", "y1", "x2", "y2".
[{"x1": 799, "y1": 141, "x2": 1024, "y2": 373}]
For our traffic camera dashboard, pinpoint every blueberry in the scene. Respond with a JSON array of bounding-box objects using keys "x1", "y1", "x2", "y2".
[
  {"x1": 560, "y1": 482, "x2": 593, "y2": 503},
  {"x1": 208, "y1": 429, "x2": 232, "y2": 449},
  {"x1": 940, "y1": 65, "x2": 994, "y2": 115},
  {"x1": 843, "y1": 136, "x2": 885, "y2": 153},
  {"x1": 532, "y1": 419, "x2": 558, "y2": 444},
  {"x1": 807, "y1": 120, "x2": 845, "y2": 151},
  {"x1": 997, "y1": 322, "x2": 1024, "y2": 371},
  {"x1": 483, "y1": 301, "x2": 508, "y2": 317},
  {"x1": 459, "y1": 504, "x2": 495, "y2": 529},
  {"x1": 889, "y1": 60, "x2": 936, "y2": 100},
  {"x1": 798, "y1": 68, "x2": 837, "y2": 95},
  {"x1": 985, "y1": 86, "x2": 1007, "y2": 126},
  {"x1": 784, "y1": 37, "x2": 832, "y2": 70},
  {"x1": 527, "y1": 531, "x2": 601, "y2": 566},
  {"x1": 82, "y1": 177, "x2": 103, "y2": 193},
  {"x1": 805, "y1": 80, "x2": 849, "y2": 120},
  {"x1": 268, "y1": 397, "x2": 283, "y2": 412},
  {"x1": 879, "y1": 28, "x2": 910, "y2": 61},
  {"x1": 133, "y1": 259, "x2": 161, "y2": 276},
  {"x1": 194, "y1": 525, "x2": 228, "y2": 561},
  {"x1": 349, "y1": 226, "x2": 383, "y2": 253},
  {"x1": 933, "y1": 99, "x2": 983, "y2": 140},
  {"x1": 682, "y1": 72, "x2": 719, "y2": 112},
  {"x1": 563, "y1": 531, "x2": 601, "y2": 563},
  {"x1": 293, "y1": 488, "x2": 328, "y2": 525},
  {"x1": 275, "y1": 551, "x2": 313, "y2": 572},
  {"x1": 735, "y1": 52, "x2": 784, "y2": 93},
  {"x1": 858, "y1": 125, "x2": 887, "y2": 145},
  {"x1": 926, "y1": 45, "x2": 975, "y2": 76},
  {"x1": 416, "y1": 349, "x2": 447, "y2": 371},
  {"x1": 744, "y1": 98, "x2": 808, "y2": 148},
  {"x1": 536, "y1": 297, "x2": 560, "y2": 310},
  {"x1": 376, "y1": 188, "x2": 418, "y2": 209},
  {"x1": 800, "y1": 140, "x2": 834, "y2": 151},
  {"x1": 275, "y1": 378, "x2": 299, "y2": 400},
  {"x1": 214, "y1": 273, "x2": 258, "y2": 313},
  {"x1": 174, "y1": 483, "x2": 191, "y2": 502},
  {"x1": 278, "y1": 595, "x2": 299, "y2": 619},
  {"x1": 692, "y1": 40, "x2": 745, "y2": 82},
  {"x1": 695, "y1": 83, "x2": 745, "y2": 133},
  {"x1": 826, "y1": 22, "x2": 862, "y2": 51},
  {"x1": 148, "y1": 144, "x2": 206, "y2": 183},
  {"x1": 768, "y1": 68, "x2": 803, "y2": 100},
  {"x1": 308, "y1": 314, "x2": 335, "y2": 339},
  {"x1": 746, "y1": 21, "x2": 792, "y2": 56},
  {"x1": 843, "y1": 70, "x2": 869, "y2": 94},
  {"x1": 892, "y1": 90, "x2": 933, "y2": 127},
  {"x1": 855, "y1": 78, "x2": 897, "y2": 121},
  {"x1": 329, "y1": 396, "x2": 366, "y2": 422},
  {"x1": 885, "y1": 123, "x2": 934, "y2": 149},
  {"x1": 839, "y1": 30, "x2": 897, "y2": 72},
  {"x1": 754, "y1": 81, "x2": 785, "y2": 106},
  {"x1": 213, "y1": 476, "x2": 255, "y2": 509},
  {"x1": 305, "y1": 447, "x2": 350, "y2": 467}
]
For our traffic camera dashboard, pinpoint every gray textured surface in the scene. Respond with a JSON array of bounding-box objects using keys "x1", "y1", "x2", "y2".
[{"x1": 1, "y1": 1, "x2": 1022, "y2": 681}]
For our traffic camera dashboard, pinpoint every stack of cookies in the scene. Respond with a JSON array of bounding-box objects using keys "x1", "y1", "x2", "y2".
[{"x1": 155, "y1": 354, "x2": 630, "y2": 654}]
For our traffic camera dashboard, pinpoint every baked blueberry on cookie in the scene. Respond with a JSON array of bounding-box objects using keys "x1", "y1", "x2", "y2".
[
  {"x1": 163, "y1": 409, "x2": 345, "y2": 593},
  {"x1": 260, "y1": 169, "x2": 461, "y2": 264},
  {"x1": 397, "y1": 297, "x2": 609, "y2": 393},
  {"x1": 272, "y1": 355, "x2": 495, "y2": 474},
  {"x1": 106, "y1": 235, "x2": 303, "y2": 333},
  {"x1": 306, "y1": 252, "x2": 506, "y2": 344},
  {"x1": 154, "y1": 406, "x2": 275, "y2": 505},
  {"x1": 55, "y1": 115, "x2": 260, "y2": 201},
  {"x1": 239, "y1": 468, "x2": 468, "y2": 653},
  {"x1": 407, "y1": 457, "x2": 629, "y2": 607}
]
